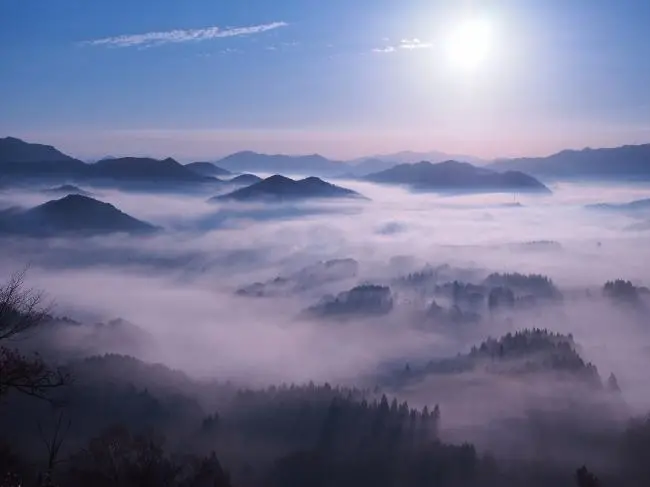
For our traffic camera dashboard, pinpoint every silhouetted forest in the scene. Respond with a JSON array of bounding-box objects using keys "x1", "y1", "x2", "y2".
[{"x1": 3, "y1": 274, "x2": 650, "y2": 486}]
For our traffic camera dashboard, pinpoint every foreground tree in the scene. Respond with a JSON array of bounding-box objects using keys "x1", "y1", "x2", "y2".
[
  {"x1": 64, "y1": 426, "x2": 231, "y2": 487},
  {"x1": 0, "y1": 270, "x2": 69, "y2": 401},
  {"x1": 576, "y1": 466, "x2": 600, "y2": 487}
]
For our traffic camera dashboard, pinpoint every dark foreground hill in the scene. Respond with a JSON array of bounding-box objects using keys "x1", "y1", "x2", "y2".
[
  {"x1": 213, "y1": 175, "x2": 365, "y2": 202},
  {"x1": 0, "y1": 194, "x2": 157, "y2": 236},
  {"x1": 365, "y1": 160, "x2": 551, "y2": 194}
]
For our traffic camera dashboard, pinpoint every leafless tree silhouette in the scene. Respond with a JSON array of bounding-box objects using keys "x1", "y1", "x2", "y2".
[{"x1": 0, "y1": 270, "x2": 69, "y2": 402}]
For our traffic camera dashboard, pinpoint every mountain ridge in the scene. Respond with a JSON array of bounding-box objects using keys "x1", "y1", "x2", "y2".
[
  {"x1": 491, "y1": 144, "x2": 650, "y2": 180},
  {"x1": 365, "y1": 160, "x2": 551, "y2": 194},
  {"x1": 213, "y1": 175, "x2": 365, "y2": 202},
  {"x1": 0, "y1": 194, "x2": 157, "y2": 236}
]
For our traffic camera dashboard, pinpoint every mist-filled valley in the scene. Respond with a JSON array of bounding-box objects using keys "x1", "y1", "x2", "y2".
[{"x1": 2, "y1": 161, "x2": 650, "y2": 486}]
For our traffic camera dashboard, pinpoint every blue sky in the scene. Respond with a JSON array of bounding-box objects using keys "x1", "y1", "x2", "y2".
[{"x1": 2, "y1": 0, "x2": 650, "y2": 160}]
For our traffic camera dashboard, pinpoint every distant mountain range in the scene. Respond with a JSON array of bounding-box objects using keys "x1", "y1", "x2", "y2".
[
  {"x1": 184, "y1": 161, "x2": 232, "y2": 177},
  {"x1": 338, "y1": 158, "x2": 398, "y2": 177},
  {"x1": 491, "y1": 144, "x2": 650, "y2": 180},
  {"x1": 0, "y1": 137, "x2": 211, "y2": 186},
  {"x1": 213, "y1": 175, "x2": 365, "y2": 202},
  {"x1": 0, "y1": 194, "x2": 157, "y2": 236},
  {"x1": 215, "y1": 151, "x2": 345, "y2": 176},
  {"x1": 5, "y1": 136, "x2": 650, "y2": 185},
  {"x1": 89, "y1": 157, "x2": 207, "y2": 182},
  {"x1": 364, "y1": 161, "x2": 551, "y2": 194},
  {"x1": 353, "y1": 150, "x2": 486, "y2": 166}
]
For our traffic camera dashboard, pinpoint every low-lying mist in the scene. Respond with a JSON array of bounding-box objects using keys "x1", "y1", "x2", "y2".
[{"x1": 2, "y1": 178, "x2": 650, "y2": 484}]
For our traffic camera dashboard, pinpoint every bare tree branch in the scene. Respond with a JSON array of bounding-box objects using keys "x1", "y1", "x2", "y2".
[
  {"x1": 0, "y1": 348, "x2": 70, "y2": 402},
  {"x1": 0, "y1": 269, "x2": 52, "y2": 342},
  {"x1": 0, "y1": 270, "x2": 69, "y2": 403}
]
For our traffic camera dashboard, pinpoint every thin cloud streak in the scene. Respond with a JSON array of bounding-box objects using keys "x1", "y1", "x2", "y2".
[
  {"x1": 373, "y1": 38, "x2": 433, "y2": 53},
  {"x1": 83, "y1": 22, "x2": 288, "y2": 48}
]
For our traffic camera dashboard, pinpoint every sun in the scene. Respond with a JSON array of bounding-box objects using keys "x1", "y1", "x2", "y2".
[{"x1": 445, "y1": 18, "x2": 494, "y2": 72}]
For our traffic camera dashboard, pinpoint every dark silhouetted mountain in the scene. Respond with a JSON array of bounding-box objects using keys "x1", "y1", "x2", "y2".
[
  {"x1": 587, "y1": 198, "x2": 650, "y2": 213},
  {"x1": 185, "y1": 161, "x2": 232, "y2": 177},
  {"x1": 491, "y1": 144, "x2": 650, "y2": 180},
  {"x1": 228, "y1": 173, "x2": 262, "y2": 186},
  {"x1": 307, "y1": 284, "x2": 394, "y2": 317},
  {"x1": 0, "y1": 138, "x2": 217, "y2": 188},
  {"x1": 42, "y1": 184, "x2": 92, "y2": 197},
  {"x1": 365, "y1": 160, "x2": 550, "y2": 194},
  {"x1": 0, "y1": 194, "x2": 157, "y2": 236},
  {"x1": 90, "y1": 157, "x2": 206, "y2": 182},
  {"x1": 0, "y1": 136, "x2": 76, "y2": 163},
  {"x1": 214, "y1": 175, "x2": 364, "y2": 202},
  {"x1": 216, "y1": 151, "x2": 345, "y2": 176},
  {"x1": 0, "y1": 136, "x2": 87, "y2": 179}
]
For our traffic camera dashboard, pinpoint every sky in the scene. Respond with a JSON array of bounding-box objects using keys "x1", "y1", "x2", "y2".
[{"x1": 2, "y1": 0, "x2": 650, "y2": 161}]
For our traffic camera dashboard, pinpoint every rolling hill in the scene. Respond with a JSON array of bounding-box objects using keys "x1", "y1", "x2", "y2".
[
  {"x1": 0, "y1": 137, "x2": 87, "y2": 179},
  {"x1": 0, "y1": 194, "x2": 157, "y2": 236},
  {"x1": 365, "y1": 160, "x2": 551, "y2": 194},
  {"x1": 213, "y1": 175, "x2": 365, "y2": 202},
  {"x1": 0, "y1": 136, "x2": 77, "y2": 164}
]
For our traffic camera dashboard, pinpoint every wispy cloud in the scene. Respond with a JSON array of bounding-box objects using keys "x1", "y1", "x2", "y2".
[
  {"x1": 83, "y1": 22, "x2": 288, "y2": 48},
  {"x1": 373, "y1": 46, "x2": 396, "y2": 53},
  {"x1": 399, "y1": 39, "x2": 433, "y2": 50},
  {"x1": 373, "y1": 38, "x2": 433, "y2": 54}
]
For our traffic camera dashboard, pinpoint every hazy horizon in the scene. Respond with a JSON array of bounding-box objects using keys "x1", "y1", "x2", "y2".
[
  {"x1": 4, "y1": 130, "x2": 650, "y2": 163},
  {"x1": 3, "y1": 0, "x2": 650, "y2": 161}
]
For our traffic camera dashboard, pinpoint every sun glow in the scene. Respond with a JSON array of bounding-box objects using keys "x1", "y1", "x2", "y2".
[{"x1": 445, "y1": 18, "x2": 494, "y2": 72}]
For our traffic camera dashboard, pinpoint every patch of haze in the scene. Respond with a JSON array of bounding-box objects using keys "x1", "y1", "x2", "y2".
[
  {"x1": 1, "y1": 181, "x2": 649, "y2": 395},
  {"x1": 19, "y1": 266, "x2": 451, "y2": 386}
]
